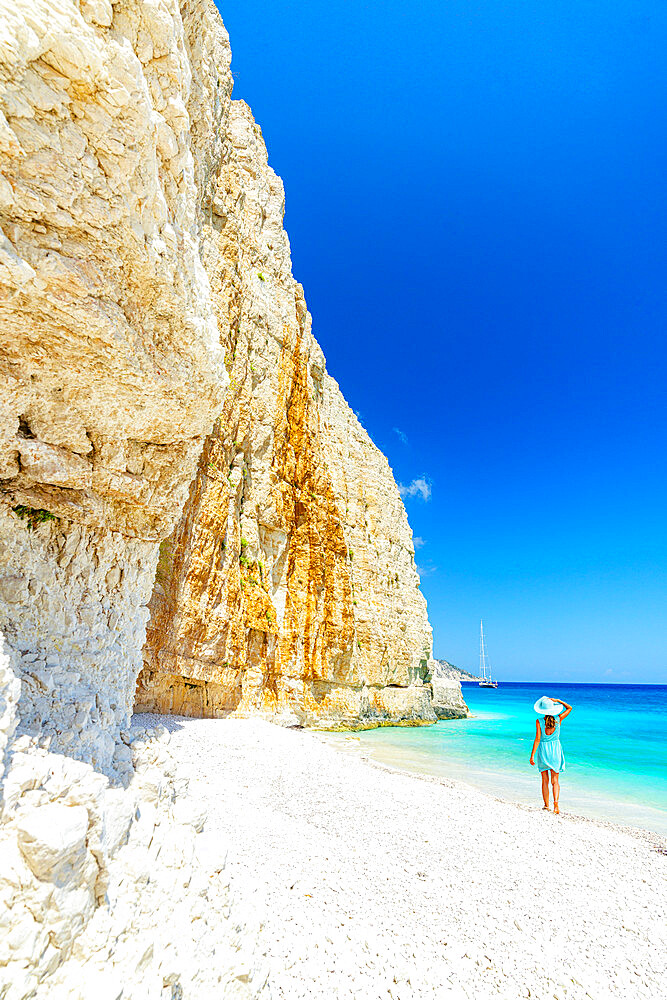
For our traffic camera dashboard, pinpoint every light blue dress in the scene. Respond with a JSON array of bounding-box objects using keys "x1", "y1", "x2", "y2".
[{"x1": 536, "y1": 717, "x2": 565, "y2": 773}]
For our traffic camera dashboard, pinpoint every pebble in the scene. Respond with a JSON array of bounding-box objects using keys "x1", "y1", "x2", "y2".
[{"x1": 154, "y1": 716, "x2": 667, "y2": 1000}]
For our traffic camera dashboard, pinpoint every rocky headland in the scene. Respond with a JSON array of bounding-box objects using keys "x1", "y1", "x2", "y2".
[
  {"x1": 430, "y1": 661, "x2": 472, "y2": 719},
  {"x1": 435, "y1": 659, "x2": 480, "y2": 683}
]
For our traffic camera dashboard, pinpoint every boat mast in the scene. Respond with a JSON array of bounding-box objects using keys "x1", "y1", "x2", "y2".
[{"x1": 479, "y1": 619, "x2": 487, "y2": 681}]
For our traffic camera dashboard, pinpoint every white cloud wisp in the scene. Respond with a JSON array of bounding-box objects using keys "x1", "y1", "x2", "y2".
[{"x1": 398, "y1": 477, "x2": 431, "y2": 502}]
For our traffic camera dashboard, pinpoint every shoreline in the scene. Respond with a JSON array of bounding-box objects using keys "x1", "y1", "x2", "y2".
[
  {"x1": 143, "y1": 714, "x2": 667, "y2": 1000},
  {"x1": 318, "y1": 730, "x2": 667, "y2": 850},
  {"x1": 341, "y1": 683, "x2": 667, "y2": 838}
]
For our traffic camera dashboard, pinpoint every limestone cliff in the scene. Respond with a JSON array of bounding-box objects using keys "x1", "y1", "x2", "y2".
[
  {"x1": 136, "y1": 95, "x2": 437, "y2": 728},
  {"x1": 0, "y1": 0, "x2": 238, "y2": 773},
  {"x1": 0, "y1": 1, "x2": 260, "y2": 995},
  {"x1": 0, "y1": 0, "x2": 468, "y2": 992},
  {"x1": 0, "y1": 0, "x2": 448, "y2": 742}
]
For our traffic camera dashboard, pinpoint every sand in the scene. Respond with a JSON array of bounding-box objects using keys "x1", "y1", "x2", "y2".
[{"x1": 147, "y1": 716, "x2": 667, "y2": 1000}]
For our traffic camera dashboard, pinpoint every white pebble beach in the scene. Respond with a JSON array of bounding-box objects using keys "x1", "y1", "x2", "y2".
[{"x1": 150, "y1": 716, "x2": 667, "y2": 1000}]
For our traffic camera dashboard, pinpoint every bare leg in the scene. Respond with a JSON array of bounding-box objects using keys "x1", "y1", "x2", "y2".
[
  {"x1": 551, "y1": 770, "x2": 560, "y2": 814},
  {"x1": 541, "y1": 769, "x2": 550, "y2": 809}
]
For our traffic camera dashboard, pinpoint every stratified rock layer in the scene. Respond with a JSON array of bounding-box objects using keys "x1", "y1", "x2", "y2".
[
  {"x1": 137, "y1": 98, "x2": 437, "y2": 728},
  {"x1": 0, "y1": 0, "x2": 232, "y2": 770},
  {"x1": 0, "y1": 2, "x2": 260, "y2": 996},
  {"x1": 0, "y1": 0, "x2": 228, "y2": 539},
  {"x1": 431, "y1": 673, "x2": 469, "y2": 720}
]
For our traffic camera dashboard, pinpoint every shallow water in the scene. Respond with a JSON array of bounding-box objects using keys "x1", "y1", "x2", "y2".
[{"x1": 342, "y1": 683, "x2": 667, "y2": 836}]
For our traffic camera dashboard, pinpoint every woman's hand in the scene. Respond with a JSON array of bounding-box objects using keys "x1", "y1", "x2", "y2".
[
  {"x1": 553, "y1": 697, "x2": 572, "y2": 711},
  {"x1": 553, "y1": 697, "x2": 573, "y2": 721},
  {"x1": 530, "y1": 756, "x2": 535, "y2": 766}
]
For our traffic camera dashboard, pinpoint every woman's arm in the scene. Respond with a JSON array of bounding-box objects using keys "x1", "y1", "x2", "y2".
[
  {"x1": 552, "y1": 697, "x2": 572, "y2": 722},
  {"x1": 530, "y1": 719, "x2": 540, "y2": 765}
]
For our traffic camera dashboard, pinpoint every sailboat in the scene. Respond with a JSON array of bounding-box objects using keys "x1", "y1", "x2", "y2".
[{"x1": 478, "y1": 620, "x2": 498, "y2": 688}]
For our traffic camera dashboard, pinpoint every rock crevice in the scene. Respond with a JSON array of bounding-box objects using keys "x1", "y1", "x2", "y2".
[{"x1": 136, "y1": 93, "x2": 440, "y2": 728}]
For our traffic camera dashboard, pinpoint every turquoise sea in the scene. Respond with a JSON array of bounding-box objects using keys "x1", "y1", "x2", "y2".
[{"x1": 345, "y1": 683, "x2": 667, "y2": 836}]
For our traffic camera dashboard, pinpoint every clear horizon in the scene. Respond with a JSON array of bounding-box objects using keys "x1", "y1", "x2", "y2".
[
  {"x1": 458, "y1": 679, "x2": 667, "y2": 686},
  {"x1": 220, "y1": 0, "x2": 667, "y2": 684}
]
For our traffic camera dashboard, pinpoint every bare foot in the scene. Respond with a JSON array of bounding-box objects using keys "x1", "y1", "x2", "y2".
[
  {"x1": 542, "y1": 805, "x2": 550, "y2": 811},
  {"x1": 554, "y1": 804, "x2": 560, "y2": 814}
]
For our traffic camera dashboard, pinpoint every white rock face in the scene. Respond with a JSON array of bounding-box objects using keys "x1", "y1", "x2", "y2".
[
  {"x1": 0, "y1": 0, "x2": 232, "y2": 764},
  {"x1": 434, "y1": 658, "x2": 479, "y2": 682},
  {"x1": 0, "y1": 1, "x2": 227, "y2": 538},
  {"x1": 430, "y1": 662, "x2": 469, "y2": 719},
  {"x1": 0, "y1": 635, "x2": 20, "y2": 790},
  {"x1": 431, "y1": 673, "x2": 469, "y2": 719},
  {"x1": 0, "y1": 507, "x2": 157, "y2": 774},
  {"x1": 0, "y1": 717, "x2": 262, "y2": 999},
  {"x1": 15, "y1": 802, "x2": 90, "y2": 882},
  {"x1": 0, "y1": 1, "x2": 260, "y2": 995}
]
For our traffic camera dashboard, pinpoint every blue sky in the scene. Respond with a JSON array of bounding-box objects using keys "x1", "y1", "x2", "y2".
[{"x1": 218, "y1": 1, "x2": 667, "y2": 682}]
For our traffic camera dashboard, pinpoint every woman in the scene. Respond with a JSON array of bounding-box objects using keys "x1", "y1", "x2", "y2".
[{"x1": 530, "y1": 695, "x2": 572, "y2": 813}]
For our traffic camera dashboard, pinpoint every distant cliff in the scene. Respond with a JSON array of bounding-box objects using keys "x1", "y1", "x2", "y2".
[
  {"x1": 429, "y1": 661, "x2": 470, "y2": 719},
  {"x1": 435, "y1": 659, "x2": 480, "y2": 682}
]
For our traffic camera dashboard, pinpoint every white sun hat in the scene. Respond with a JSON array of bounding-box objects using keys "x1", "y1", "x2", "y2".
[{"x1": 534, "y1": 696, "x2": 562, "y2": 716}]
